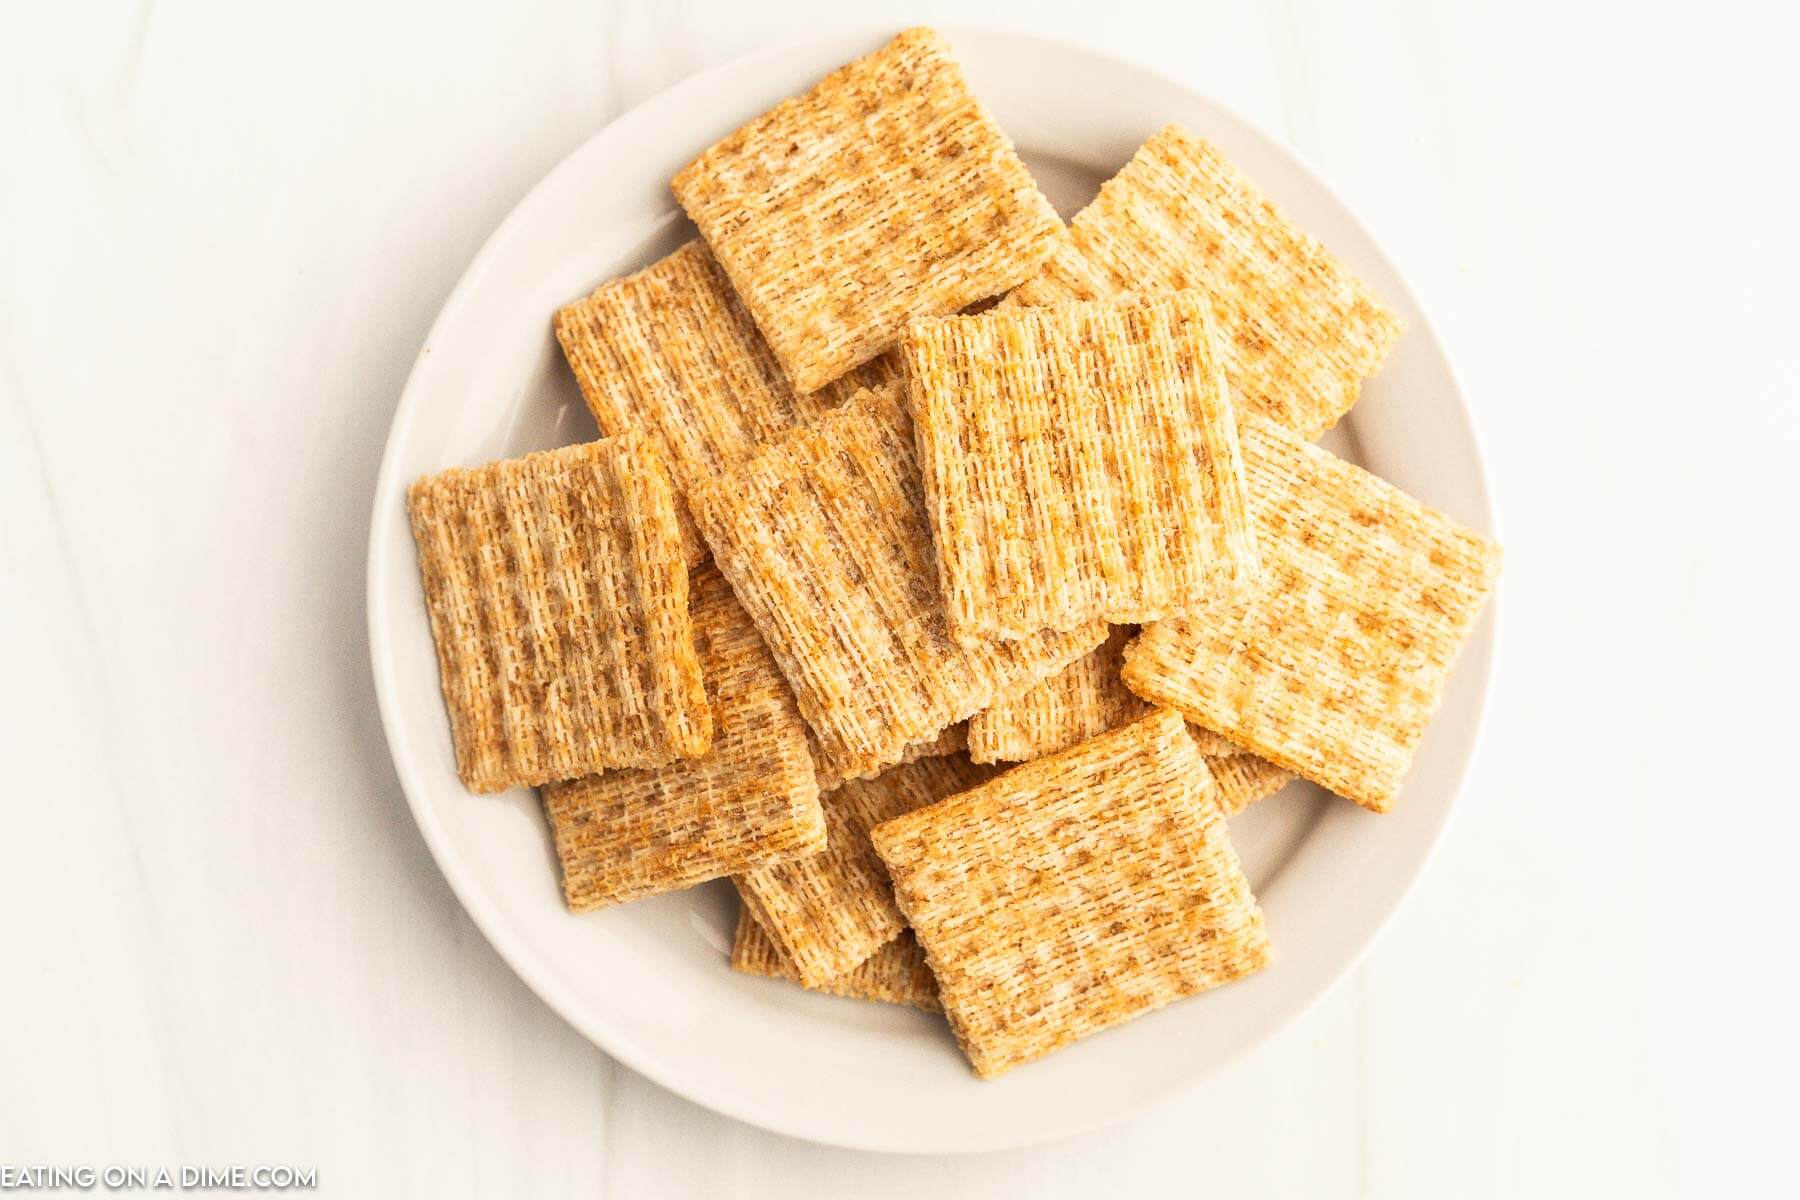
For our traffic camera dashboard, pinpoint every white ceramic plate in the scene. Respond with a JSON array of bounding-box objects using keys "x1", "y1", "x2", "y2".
[{"x1": 367, "y1": 27, "x2": 1497, "y2": 1155}]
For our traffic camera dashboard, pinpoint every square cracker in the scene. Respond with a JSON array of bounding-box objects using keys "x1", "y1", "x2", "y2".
[
  {"x1": 967, "y1": 627, "x2": 1148, "y2": 764},
  {"x1": 735, "y1": 753, "x2": 993, "y2": 985},
  {"x1": 671, "y1": 27, "x2": 1063, "y2": 393},
  {"x1": 1123, "y1": 417, "x2": 1501, "y2": 812},
  {"x1": 553, "y1": 239, "x2": 898, "y2": 562},
  {"x1": 1207, "y1": 753, "x2": 1297, "y2": 815},
  {"x1": 730, "y1": 908, "x2": 941, "y2": 1013},
  {"x1": 688, "y1": 383, "x2": 1107, "y2": 782},
  {"x1": 540, "y1": 565, "x2": 824, "y2": 911},
  {"x1": 904, "y1": 292, "x2": 1259, "y2": 643},
  {"x1": 1008, "y1": 124, "x2": 1404, "y2": 440},
  {"x1": 873, "y1": 709, "x2": 1270, "y2": 1078},
  {"x1": 406, "y1": 435, "x2": 710, "y2": 793}
]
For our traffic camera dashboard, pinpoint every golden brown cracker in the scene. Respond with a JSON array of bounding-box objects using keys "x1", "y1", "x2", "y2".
[
  {"x1": 734, "y1": 753, "x2": 993, "y2": 985},
  {"x1": 540, "y1": 565, "x2": 824, "y2": 911},
  {"x1": 813, "y1": 723, "x2": 968, "y2": 794},
  {"x1": 1009, "y1": 125, "x2": 1403, "y2": 439},
  {"x1": 873, "y1": 709, "x2": 1270, "y2": 1077},
  {"x1": 904, "y1": 293, "x2": 1258, "y2": 643},
  {"x1": 1189, "y1": 727, "x2": 1249, "y2": 758},
  {"x1": 672, "y1": 28, "x2": 1063, "y2": 393},
  {"x1": 731, "y1": 908, "x2": 941, "y2": 1012},
  {"x1": 405, "y1": 435, "x2": 710, "y2": 792},
  {"x1": 688, "y1": 384, "x2": 1107, "y2": 782},
  {"x1": 967, "y1": 627, "x2": 1148, "y2": 763},
  {"x1": 1124, "y1": 417, "x2": 1501, "y2": 812},
  {"x1": 553, "y1": 240, "x2": 895, "y2": 561},
  {"x1": 1207, "y1": 753, "x2": 1297, "y2": 815}
]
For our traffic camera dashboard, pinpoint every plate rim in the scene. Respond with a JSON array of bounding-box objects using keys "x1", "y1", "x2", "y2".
[{"x1": 365, "y1": 23, "x2": 1500, "y2": 1154}]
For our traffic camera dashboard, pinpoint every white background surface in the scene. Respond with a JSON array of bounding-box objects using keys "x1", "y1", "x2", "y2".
[{"x1": 3, "y1": 1, "x2": 1795, "y2": 1195}]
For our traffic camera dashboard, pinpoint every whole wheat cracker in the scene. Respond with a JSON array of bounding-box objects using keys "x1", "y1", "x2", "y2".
[
  {"x1": 1123, "y1": 417, "x2": 1501, "y2": 812},
  {"x1": 553, "y1": 239, "x2": 898, "y2": 562},
  {"x1": 687, "y1": 384, "x2": 1107, "y2": 783},
  {"x1": 1207, "y1": 753, "x2": 1297, "y2": 815},
  {"x1": 671, "y1": 27, "x2": 1064, "y2": 393},
  {"x1": 1190, "y1": 727, "x2": 1249, "y2": 757},
  {"x1": 730, "y1": 907, "x2": 941, "y2": 1012},
  {"x1": 540, "y1": 565, "x2": 824, "y2": 911},
  {"x1": 734, "y1": 752, "x2": 994, "y2": 985},
  {"x1": 966, "y1": 633, "x2": 1265, "y2": 769},
  {"x1": 873, "y1": 709, "x2": 1270, "y2": 1078},
  {"x1": 967, "y1": 627, "x2": 1148, "y2": 764},
  {"x1": 405, "y1": 435, "x2": 710, "y2": 792},
  {"x1": 813, "y1": 722, "x2": 967, "y2": 794},
  {"x1": 1008, "y1": 124, "x2": 1404, "y2": 440},
  {"x1": 904, "y1": 293, "x2": 1259, "y2": 643}
]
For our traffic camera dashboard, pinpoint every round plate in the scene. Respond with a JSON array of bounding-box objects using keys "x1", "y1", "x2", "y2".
[{"x1": 367, "y1": 27, "x2": 1498, "y2": 1155}]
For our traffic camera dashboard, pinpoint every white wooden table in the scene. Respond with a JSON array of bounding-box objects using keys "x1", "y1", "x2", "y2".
[{"x1": 3, "y1": 2, "x2": 1793, "y2": 1194}]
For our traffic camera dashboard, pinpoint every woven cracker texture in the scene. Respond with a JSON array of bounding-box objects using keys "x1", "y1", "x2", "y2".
[
  {"x1": 813, "y1": 722, "x2": 967, "y2": 794},
  {"x1": 873, "y1": 709, "x2": 1270, "y2": 1078},
  {"x1": 967, "y1": 627, "x2": 1148, "y2": 763},
  {"x1": 405, "y1": 435, "x2": 711, "y2": 793},
  {"x1": 1124, "y1": 417, "x2": 1501, "y2": 812},
  {"x1": 540, "y1": 565, "x2": 825, "y2": 911},
  {"x1": 1008, "y1": 124, "x2": 1404, "y2": 440},
  {"x1": 688, "y1": 384, "x2": 1107, "y2": 782},
  {"x1": 1207, "y1": 753, "x2": 1297, "y2": 815},
  {"x1": 904, "y1": 293, "x2": 1258, "y2": 643},
  {"x1": 672, "y1": 27, "x2": 1064, "y2": 393},
  {"x1": 554, "y1": 239, "x2": 897, "y2": 562},
  {"x1": 731, "y1": 908, "x2": 941, "y2": 1012},
  {"x1": 735, "y1": 753, "x2": 993, "y2": 985},
  {"x1": 1189, "y1": 727, "x2": 1249, "y2": 757}
]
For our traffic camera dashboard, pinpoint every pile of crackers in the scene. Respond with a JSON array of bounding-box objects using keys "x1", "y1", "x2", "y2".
[{"x1": 405, "y1": 28, "x2": 1501, "y2": 1079}]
